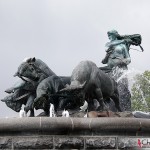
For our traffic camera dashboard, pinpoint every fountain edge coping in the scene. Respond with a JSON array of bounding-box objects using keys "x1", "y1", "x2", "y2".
[{"x1": 0, "y1": 117, "x2": 149, "y2": 132}]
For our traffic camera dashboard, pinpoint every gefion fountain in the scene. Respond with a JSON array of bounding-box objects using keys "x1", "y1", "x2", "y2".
[{"x1": 1, "y1": 30, "x2": 150, "y2": 150}]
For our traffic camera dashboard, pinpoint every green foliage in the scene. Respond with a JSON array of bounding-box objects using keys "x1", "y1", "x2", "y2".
[{"x1": 131, "y1": 70, "x2": 150, "y2": 111}]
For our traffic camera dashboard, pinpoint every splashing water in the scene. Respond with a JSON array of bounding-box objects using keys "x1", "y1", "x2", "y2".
[
  {"x1": 111, "y1": 67, "x2": 142, "y2": 88},
  {"x1": 50, "y1": 103, "x2": 56, "y2": 117},
  {"x1": 135, "y1": 84, "x2": 149, "y2": 109},
  {"x1": 19, "y1": 105, "x2": 27, "y2": 118},
  {"x1": 62, "y1": 110, "x2": 70, "y2": 117},
  {"x1": 111, "y1": 67, "x2": 150, "y2": 110}
]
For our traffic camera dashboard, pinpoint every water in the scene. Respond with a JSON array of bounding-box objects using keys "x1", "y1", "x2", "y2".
[{"x1": 111, "y1": 67, "x2": 150, "y2": 111}]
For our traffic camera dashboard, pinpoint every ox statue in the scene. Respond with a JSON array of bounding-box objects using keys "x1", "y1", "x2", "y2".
[
  {"x1": 2, "y1": 57, "x2": 57, "y2": 117},
  {"x1": 1, "y1": 89, "x2": 35, "y2": 117},
  {"x1": 3, "y1": 57, "x2": 71, "y2": 116},
  {"x1": 60, "y1": 60, "x2": 122, "y2": 112},
  {"x1": 5, "y1": 57, "x2": 56, "y2": 93},
  {"x1": 33, "y1": 75, "x2": 67, "y2": 116}
]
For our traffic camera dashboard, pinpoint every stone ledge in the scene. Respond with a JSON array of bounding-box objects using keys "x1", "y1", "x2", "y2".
[
  {"x1": 0, "y1": 117, "x2": 149, "y2": 134},
  {"x1": 0, "y1": 117, "x2": 150, "y2": 149}
]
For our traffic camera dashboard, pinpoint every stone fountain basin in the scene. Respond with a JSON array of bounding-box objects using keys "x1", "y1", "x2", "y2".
[{"x1": 0, "y1": 117, "x2": 150, "y2": 149}]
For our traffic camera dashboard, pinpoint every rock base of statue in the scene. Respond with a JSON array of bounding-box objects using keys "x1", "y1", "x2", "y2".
[
  {"x1": 118, "y1": 77, "x2": 131, "y2": 111},
  {"x1": 109, "y1": 66, "x2": 132, "y2": 112}
]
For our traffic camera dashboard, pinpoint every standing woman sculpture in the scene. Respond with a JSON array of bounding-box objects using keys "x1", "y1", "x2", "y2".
[
  {"x1": 102, "y1": 30, "x2": 131, "y2": 71},
  {"x1": 101, "y1": 30, "x2": 143, "y2": 111}
]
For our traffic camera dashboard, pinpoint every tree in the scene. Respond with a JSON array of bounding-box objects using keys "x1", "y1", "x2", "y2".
[{"x1": 131, "y1": 70, "x2": 150, "y2": 111}]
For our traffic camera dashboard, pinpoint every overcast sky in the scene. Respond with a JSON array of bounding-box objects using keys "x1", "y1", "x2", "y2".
[{"x1": 0, "y1": 0, "x2": 150, "y2": 117}]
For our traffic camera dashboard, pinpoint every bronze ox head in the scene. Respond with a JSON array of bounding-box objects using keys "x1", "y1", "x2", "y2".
[
  {"x1": 59, "y1": 81, "x2": 87, "y2": 107},
  {"x1": 14, "y1": 57, "x2": 39, "y2": 83}
]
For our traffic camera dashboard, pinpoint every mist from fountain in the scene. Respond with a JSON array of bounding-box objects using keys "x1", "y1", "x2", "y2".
[{"x1": 111, "y1": 67, "x2": 150, "y2": 112}]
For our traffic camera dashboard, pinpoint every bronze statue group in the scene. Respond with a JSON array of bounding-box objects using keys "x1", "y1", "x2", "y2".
[{"x1": 2, "y1": 30, "x2": 145, "y2": 118}]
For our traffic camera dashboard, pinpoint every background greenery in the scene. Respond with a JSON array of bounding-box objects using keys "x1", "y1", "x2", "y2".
[{"x1": 131, "y1": 70, "x2": 150, "y2": 111}]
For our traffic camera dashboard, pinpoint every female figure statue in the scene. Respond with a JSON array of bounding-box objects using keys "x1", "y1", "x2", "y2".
[
  {"x1": 102, "y1": 30, "x2": 131, "y2": 71},
  {"x1": 101, "y1": 29, "x2": 142, "y2": 73},
  {"x1": 101, "y1": 30, "x2": 133, "y2": 111}
]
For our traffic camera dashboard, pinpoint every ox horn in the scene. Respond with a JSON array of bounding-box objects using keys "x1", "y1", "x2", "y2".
[
  {"x1": 79, "y1": 81, "x2": 86, "y2": 88},
  {"x1": 1, "y1": 99, "x2": 5, "y2": 102},
  {"x1": 60, "y1": 81, "x2": 86, "y2": 92},
  {"x1": 13, "y1": 72, "x2": 19, "y2": 77}
]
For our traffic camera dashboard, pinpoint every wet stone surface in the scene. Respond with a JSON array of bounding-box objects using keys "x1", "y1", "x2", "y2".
[
  {"x1": 0, "y1": 117, "x2": 150, "y2": 149},
  {"x1": 0, "y1": 137, "x2": 12, "y2": 149},
  {"x1": 86, "y1": 137, "x2": 116, "y2": 149},
  {"x1": 0, "y1": 136, "x2": 150, "y2": 149},
  {"x1": 13, "y1": 136, "x2": 53, "y2": 149},
  {"x1": 118, "y1": 137, "x2": 148, "y2": 149},
  {"x1": 54, "y1": 137, "x2": 84, "y2": 149}
]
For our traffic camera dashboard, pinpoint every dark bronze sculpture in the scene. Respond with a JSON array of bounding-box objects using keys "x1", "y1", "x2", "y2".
[
  {"x1": 1, "y1": 89, "x2": 35, "y2": 116},
  {"x1": 5, "y1": 57, "x2": 56, "y2": 94},
  {"x1": 1, "y1": 30, "x2": 143, "y2": 117},
  {"x1": 2, "y1": 57, "x2": 56, "y2": 116},
  {"x1": 60, "y1": 60, "x2": 122, "y2": 112},
  {"x1": 2, "y1": 57, "x2": 71, "y2": 116},
  {"x1": 33, "y1": 75, "x2": 65, "y2": 116},
  {"x1": 101, "y1": 31, "x2": 142, "y2": 70},
  {"x1": 100, "y1": 30, "x2": 143, "y2": 111}
]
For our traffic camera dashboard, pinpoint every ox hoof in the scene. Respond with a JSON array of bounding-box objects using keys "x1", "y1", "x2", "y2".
[
  {"x1": 28, "y1": 113, "x2": 35, "y2": 117},
  {"x1": 97, "y1": 106, "x2": 104, "y2": 112}
]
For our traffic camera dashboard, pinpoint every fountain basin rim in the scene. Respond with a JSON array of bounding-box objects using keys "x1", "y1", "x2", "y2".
[{"x1": 0, "y1": 117, "x2": 149, "y2": 133}]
